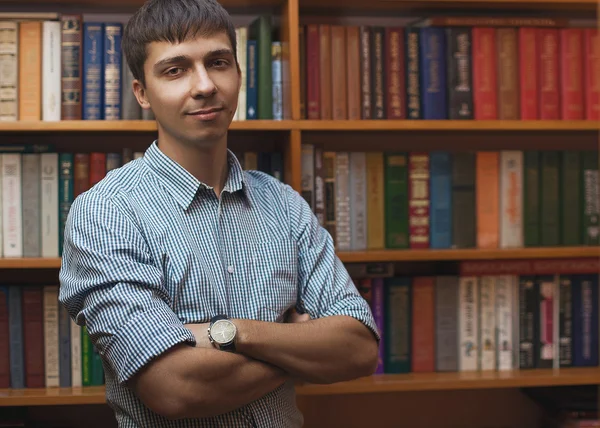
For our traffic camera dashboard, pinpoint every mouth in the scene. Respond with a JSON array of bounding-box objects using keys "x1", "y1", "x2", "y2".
[{"x1": 186, "y1": 107, "x2": 224, "y2": 121}]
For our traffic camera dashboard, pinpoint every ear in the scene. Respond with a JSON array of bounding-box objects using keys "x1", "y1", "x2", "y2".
[{"x1": 132, "y1": 79, "x2": 152, "y2": 110}]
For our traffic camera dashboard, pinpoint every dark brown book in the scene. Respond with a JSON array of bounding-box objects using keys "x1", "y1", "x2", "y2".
[
  {"x1": 385, "y1": 27, "x2": 405, "y2": 119},
  {"x1": 359, "y1": 26, "x2": 371, "y2": 119},
  {"x1": 370, "y1": 27, "x2": 386, "y2": 119},
  {"x1": 22, "y1": 286, "x2": 44, "y2": 388}
]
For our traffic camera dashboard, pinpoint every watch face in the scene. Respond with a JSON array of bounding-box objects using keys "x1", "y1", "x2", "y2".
[{"x1": 211, "y1": 319, "x2": 236, "y2": 344}]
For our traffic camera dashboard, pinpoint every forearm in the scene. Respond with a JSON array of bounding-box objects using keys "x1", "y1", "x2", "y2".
[
  {"x1": 235, "y1": 315, "x2": 378, "y2": 384},
  {"x1": 129, "y1": 343, "x2": 287, "y2": 420}
]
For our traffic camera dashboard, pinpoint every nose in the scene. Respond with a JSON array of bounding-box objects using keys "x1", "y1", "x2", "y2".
[{"x1": 190, "y1": 65, "x2": 216, "y2": 98}]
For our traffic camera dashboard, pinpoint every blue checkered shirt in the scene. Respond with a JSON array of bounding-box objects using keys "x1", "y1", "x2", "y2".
[{"x1": 58, "y1": 141, "x2": 378, "y2": 427}]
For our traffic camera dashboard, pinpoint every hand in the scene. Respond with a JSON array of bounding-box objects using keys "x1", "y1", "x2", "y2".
[
  {"x1": 184, "y1": 322, "x2": 213, "y2": 349},
  {"x1": 283, "y1": 307, "x2": 311, "y2": 324}
]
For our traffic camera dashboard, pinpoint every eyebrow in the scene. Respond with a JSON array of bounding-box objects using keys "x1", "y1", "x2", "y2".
[{"x1": 153, "y1": 49, "x2": 235, "y2": 72}]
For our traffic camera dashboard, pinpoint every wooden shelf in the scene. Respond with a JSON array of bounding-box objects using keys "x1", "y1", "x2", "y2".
[
  {"x1": 0, "y1": 120, "x2": 295, "y2": 132},
  {"x1": 337, "y1": 246, "x2": 600, "y2": 263},
  {"x1": 299, "y1": 0, "x2": 598, "y2": 11},
  {"x1": 2, "y1": 368, "x2": 599, "y2": 405},
  {"x1": 0, "y1": 247, "x2": 597, "y2": 269},
  {"x1": 299, "y1": 120, "x2": 600, "y2": 132},
  {"x1": 0, "y1": 120, "x2": 598, "y2": 134},
  {"x1": 295, "y1": 368, "x2": 600, "y2": 395},
  {"x1": 0, "y1": 0, "x2": 285, "y2": 7}
]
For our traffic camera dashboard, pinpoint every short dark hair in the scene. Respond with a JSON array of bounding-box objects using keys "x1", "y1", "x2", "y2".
[{"x1": 122, "y1": 0, "x2": 237, "y2": 86}]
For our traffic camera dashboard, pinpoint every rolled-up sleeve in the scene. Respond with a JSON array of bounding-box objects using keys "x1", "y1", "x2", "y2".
[
  {"x1": 284, "y1": 186, "x2": 380, "y2": 341},
  {"x1": 58, "y1": 191, "x2": 196, "y2": 384}
]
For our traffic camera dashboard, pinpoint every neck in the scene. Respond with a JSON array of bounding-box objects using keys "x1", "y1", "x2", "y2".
[{"x1": 157, "y1": 136, "x2": 229, "y2": 196}]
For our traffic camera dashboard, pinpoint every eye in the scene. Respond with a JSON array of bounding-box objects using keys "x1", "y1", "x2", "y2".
[
  {"x1": 212, "y1": 59, "x2": 229, "y2": 68},
  {"x1": 165, "y1": 67, "x2": 184, "y2": 76}
]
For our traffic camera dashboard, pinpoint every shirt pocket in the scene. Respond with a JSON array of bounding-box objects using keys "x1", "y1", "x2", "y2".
[{"x1": 248, "y1": 238, "x2": 298, "y2": 323}]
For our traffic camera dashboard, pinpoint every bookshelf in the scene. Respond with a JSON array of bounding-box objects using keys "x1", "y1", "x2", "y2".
[{"x1": 0, "y1": 0, "x2": 598, "y2": 426}]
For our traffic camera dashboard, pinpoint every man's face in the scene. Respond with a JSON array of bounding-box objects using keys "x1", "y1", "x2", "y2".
[{"x1": 133, "y1": 31, "x2": 241, "y2": 149}]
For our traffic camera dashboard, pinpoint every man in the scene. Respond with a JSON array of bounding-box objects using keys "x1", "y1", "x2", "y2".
[{"x1": 58, "y1": 0, "x2": 380, "y2": 426}]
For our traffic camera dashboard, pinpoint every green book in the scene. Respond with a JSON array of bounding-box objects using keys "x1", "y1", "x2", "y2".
[
  {"x1": 384, "y1": 152, "x2": 408, "y2": 248},
  {"x1": 540, "y1": 151, "x2": 560, "y2": 246},
  {"x1": 561, "y1": 151, "x2": 582, "y2": 246}
]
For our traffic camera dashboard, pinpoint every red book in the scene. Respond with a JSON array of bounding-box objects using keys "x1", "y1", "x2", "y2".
[
  {"x1": 89, "y1": 152, "x2": 106, "y2": 188},
  {"x1": 411, "y1": 277, "x2": 435, "y2": 373},
  {"x1": 538, "y1": 28, "x2": 560, "y2": 119},
  {"x1": 560, "y1": 29, "x2": 584, "y2": 120},
  {"x1": 519, "y1": 27, "x2": 538, "y2": 119},
  {"x1": 584, "y1": 28, "x2": 600, "y2": 120},
  {"x1": 408, "y1": 153, "x2": 430, "y2": 249},
  {"x1": 472, "y1": 27, "x2": 497, "y2": 119},
  {"x1": 305, "y1": 24, "x2": 320, "y2": 120}
]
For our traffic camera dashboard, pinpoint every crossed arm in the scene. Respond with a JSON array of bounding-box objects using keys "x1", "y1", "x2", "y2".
[{"x1": 129, "y1": 310, "x2": 379, "y2": 420}]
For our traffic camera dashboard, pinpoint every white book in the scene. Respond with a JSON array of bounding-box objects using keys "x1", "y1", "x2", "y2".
[
  {"x1": 2, "y1": 153, "x2": 22, "y2": 257},
  {"x1": 459, "y1": 276, "x2": 479, "y2": 371},
  {"x1": 499, "y1": 151, "x2": 523, "y2": 248},
  {"x1": 349, "y1": 152, "x2": 367, "y2": 250},
  {"x1": 0, "y1": 21, "x2": 18, "y2": 122},
  {"x1": 235, "y1": 26, "x2": 247, "y2": 121},
  {"x1": 495, "y1": 275, "x2": 514, "y2": 370},
  {"x1": 42, "y1": 21, "x2": 62, "y2": 121},
  {"x1": 41, "y1": 153, "x2": 59, "y2": 257},
  {"x1": 479, "y1": 276, "x2": 496, "y2": 371},
  {"x1": 70, "y1": 319, "x2": 82, "y2": 387},
  {"x1": 43, "y1": 286, "x2": 60, "y2": 387}
]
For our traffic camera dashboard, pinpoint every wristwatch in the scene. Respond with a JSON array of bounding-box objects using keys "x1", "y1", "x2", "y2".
[{"x1": 207, "y1": 315, "x2": 237, "y2": 352}]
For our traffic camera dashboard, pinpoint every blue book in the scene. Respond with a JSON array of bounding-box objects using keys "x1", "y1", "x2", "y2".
[
  {"x1": 420, "y1": 27, "x2": 447, "y2": 119},
  {"x1": 104, "y1": 23, "x2": 123, "y2": 120},
  {"x1": 7, "y1": 286, "x2": 24, "y2": 389},
  {"x1": 246, "y1": 40, "x2": 258, "y2": 120},
  {"x1": 429, "y1": 152, "x2": 452, "y2": 248},
  {"x1": 83, "y1": 23, "x2": 104, "y2": 120},
  {"x1": 572, "y1": 274, "x2": 599, "y2": 367}
]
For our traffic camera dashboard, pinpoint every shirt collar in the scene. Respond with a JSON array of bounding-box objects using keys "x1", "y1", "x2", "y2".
[{"x1": 143, "y1": 140, "x2": 247, "y2": 210}]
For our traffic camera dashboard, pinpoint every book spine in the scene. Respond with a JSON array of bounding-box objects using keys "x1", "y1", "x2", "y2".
[
  {"x1": 42, "y1": 21, "x2": 62, "y2": 121},
  {"x1": 499, "y1": 150, "x2": 523, "y2": 248},
  {"x1": 519, "y1": 27, "x2": 538, "y2": 119},
  {"x1": 70, "y1": 319, "x2": 82, "y2": 387},
  {"x1": 41, "y1": 153, "x2": 59, "y2": 258},
  {"x1": 582, "y1": 151, "x2": 599, "y2": 245},
  {"x1": 540, "y1": 151, "x2": 560, "y2": 246},
  {"x1": 405, "y1": 27, "x2": 421, "y2": 119},
  {"x1": 584, "y1": 29, "x2": 599, "y2": 120},
  {"x1": 19, "y1": 21, "x2": 42, "y2": 120},
  {"x1": 561, "y1": 151, "x2": 582, "y2": 246},
  {"x1": 330, "y1": 26, "x2": 347, "y2": 120},
  {"x1": 83, "y1": 23, "x2": 103, "y2": 120},
  {"x1": 370, "y1": 26, "x2": 385, "y2": 119},
  {"x1": 61, "y1": 15, "x2": 82, "y2": 120},
  {"x1": 8, "y1": 286, "x2": 24, "y2": 388},
  {"x1": 519, "y1": 275, "x2": 538, "y2": 369},
  {"x1": 59, "y1": 153, "x2": 74, "y2": 256},
  {"x1": 371, "y1": 279, "x2": 385, "y2": 374},
  {"x1": 435, "y1": 276, "x2": 459, "y2": 371},
  {"x1": 538, "y1": 28, "x2": 560, "y2": 119},
  {"x1": 385, "y1": 27, "x2": 405, "y2": 119},
  {"x1": 103, "y1": 23, "x2": 122, "y2": 120},
  {"x1": 366, "y1": 152, "x2": 385, "y2": 249},
  {"x1": 496, "y1": 28, "x2": 519, "y2": 119},
  {"x1": 22, "y1": 286, "x2": 44, "y2": 388},
  {"x1": 385, "y1": 153, "x2": 409, "y2": 248},
  {"x1": 476, "y1": 151, "x2": 499, "y2": 249},
  {"x1": 236, "y1": 27, "x2": 247, "y2": 121},
  {"x1": 384, "y1": 277, "x2": 411, "y2": 373},
  {"x1": 446, "y1": 27, "x2": 473, "y2": 120},
  {"x1": 420, "y1": 27, "x2": 447, "y2": 119},
  {"x1": 58, "y1": 302, "x2": 71, "y2": 387},
  {"x1": 572, "y1": 274, "x2": 599, "y2": 367},
  {"x1": 313, "y1": 146, "x2": 325, "y2": 227},
  {"x1": 323, "y1": 152, "x2": 336, "y2": 242},
  {"x1": 319, "y1": 24, "x2": 331, "y2": 120},
  {"x1": 479, "y1": 276, "x2": 496, "y2": 371},
  {"x1": 22, "y1": 154, "x2": 40, "y2": 257},
  {"x1": 459, "y1": 276, "x2": 479, "y2": 371},
  {"x1": 0, "y1": 22, "x2": 18, "y2": 121},
  {"x1": 537, "y1": 275, "x2": 556, "y2": 369},
  {"x1": 558, "y1": 275, "x2": 573, "y2": 367},
  {"x1": 271, "y1": 42, "x2": 283, "y2": 120},
  {"x1": 349, "y1": 152, "x2": 367, "y2": 250},
  {"x1": 346, "y1": 26, "x2": 361, "y2": 120},
  {"x1": 0, "y1": 286, "x2": 8, "y2": 388},
  {"x1": 452, "y1": 152, "x2": 476, "y2": 248},
  {"x1": 411, "y1": 277, "x2": 435, "y2": 372},
  {"x1": 495, "y1": 275, "x2": 514, "y2": 370},
  {"x1": 408, "y1": 152, "x2": 430, "y2": 249},
  {"x1": 472, "y1": 27, "x2": 497, "y2": 119},
  {"x1": 560, "y1": 29, "x2": 584, "y2": 120},
  {"x1": 2, "y1": 153, "x2": 22, "y2": 257},
  {"x1": 43, "y1": 286, "x2": 59, "y2": 387},
  {"x1": 429, "y1": 151, "x2": 452, "y2": 249},
  {"x1": 334, "y1": 152, "x2": 351, "y2": 250},
  {"x1": 246, "y1": 40, "x2": 258, "y2": 119}
]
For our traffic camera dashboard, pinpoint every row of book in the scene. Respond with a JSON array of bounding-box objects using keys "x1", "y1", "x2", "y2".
[
  {"x1": 299, "y1": 18, "x2": 599, "y2": 121},
  {"x1": 349, "y1": 258, "x2": 599, "y2": 374},
  {"x1": 0, "y1": 12, "x2": 283, "y2": 122},
  {"x1": 300, "y1": 145, "x2": 600, "y2": 251},
  {"x1": 0, "y1": 285, "x2": 103, "y2": 389},
  {"x1": 0, "y1": 146, "x2": 285, "y2": 259}
]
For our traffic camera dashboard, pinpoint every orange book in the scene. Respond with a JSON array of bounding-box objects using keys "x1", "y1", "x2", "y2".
[
  {"x1": 476, "y1": 151, "x2": 499, "y2": 248},
  {"x1": 411, "y1": 276, "x2": 435, "y2": 373},
  {"x1": 366, "y1": 152, "x2": 384, "y2": 249},
  {"x1": 19, "y1": 21, "x2": 42, "y2": 120},
  {"x1": 346, "y1": 26, "x2": 361, "y2": 120}
]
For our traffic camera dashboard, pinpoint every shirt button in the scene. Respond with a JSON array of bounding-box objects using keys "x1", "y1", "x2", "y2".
[{"x1": 227, "y1": 265, "x2": 234, "y2": 274}]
